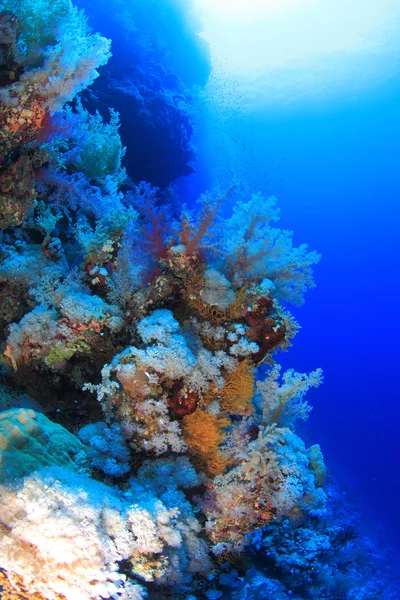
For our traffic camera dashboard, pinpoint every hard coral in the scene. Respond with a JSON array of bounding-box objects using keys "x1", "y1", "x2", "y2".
[{"x1": 0, "y1": 408, "x2": 88, "y2": 482}]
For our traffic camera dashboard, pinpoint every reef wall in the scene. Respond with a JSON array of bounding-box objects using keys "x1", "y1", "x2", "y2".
[{"x1": 0, "y1": 1, "x2": 398, "y2": 599}]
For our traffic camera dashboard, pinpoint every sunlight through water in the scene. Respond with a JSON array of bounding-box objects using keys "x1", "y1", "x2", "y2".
[{"x1": 195, "y1": 0, "x2": 400, "y2": 109}]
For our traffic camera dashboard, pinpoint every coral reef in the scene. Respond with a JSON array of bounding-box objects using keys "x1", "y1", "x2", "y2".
[
  {"x1": 0, "y1": 1, "x2": 398, "y2": 599},
  {"x1": 0, "y1": 466, "x2": 154, "y2": 599}
]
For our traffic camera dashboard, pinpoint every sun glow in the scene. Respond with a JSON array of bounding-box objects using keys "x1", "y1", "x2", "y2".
[
  {"x1": 195, "y1": 0, "x2": 400, "y2": 107},
  {"x1": 200, "y1": 0, "x2": 314, "y2": 16}
]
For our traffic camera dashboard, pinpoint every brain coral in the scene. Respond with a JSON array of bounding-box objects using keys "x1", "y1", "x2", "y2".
[{"x1": 0, "y1": 408, "x2": 88, "y2": 482}]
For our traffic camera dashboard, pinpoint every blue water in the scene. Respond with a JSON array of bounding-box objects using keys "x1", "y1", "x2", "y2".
[
  {"x1": 191, "y1": 87, "x2": 400, "y2": 551},
  {"x1": 175, "y1": 9, "x2": 400, "y2": 554}
]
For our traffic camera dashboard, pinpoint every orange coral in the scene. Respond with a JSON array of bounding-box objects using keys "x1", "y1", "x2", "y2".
[
  {"x1": 0, "y1": 569, "x2": 66, "y2": 600},
  {"x1": 199, "y1": 361, "x2": 255, "y2": 417},
  {"x1": 186, "y1": 294, "x2": 226, "y2": 325},
  {"x1": 181, "y1": 409, "x2": 230, "y2": 476},
  {"x1": 219, "y1": 360, "x2": 255, "y2": 417}
]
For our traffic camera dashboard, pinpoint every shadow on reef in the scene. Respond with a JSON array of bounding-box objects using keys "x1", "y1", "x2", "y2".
[
  {"x1": 0, "y1": 1, "x2": 399, "y2": 599},
  {"x1": 76, "y1": 0, "x2": 210, "y2": 188}
]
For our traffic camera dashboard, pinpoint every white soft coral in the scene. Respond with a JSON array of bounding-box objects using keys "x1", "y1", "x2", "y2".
[
  {"x1": 0, "y1": 467, "x2": 130, "y2": 600},
  {"x1": 0, "y1": 463, "x2": 206, "y2": 599}
]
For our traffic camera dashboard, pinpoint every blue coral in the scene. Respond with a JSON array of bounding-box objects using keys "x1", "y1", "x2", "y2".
[{"x1": 78, "y1": 421, "x2": 130, "y2": 477}]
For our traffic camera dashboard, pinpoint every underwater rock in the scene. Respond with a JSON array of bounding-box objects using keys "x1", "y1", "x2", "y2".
[
  {"x1": 0, "y1": 12, "x2": 24, "y2": 88},
  {"x1": 75, "y1": 0, "x2": 202, "y2": 187},
  {"x1": 0, "y1": 147, "x2": 48, "y2": 230},
  {"x1": 308, "y1": 443, "x2": 327, "y2": 488},
  {"x1": 10, "y1": 392, "x2": 46, "y2": 413}
]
